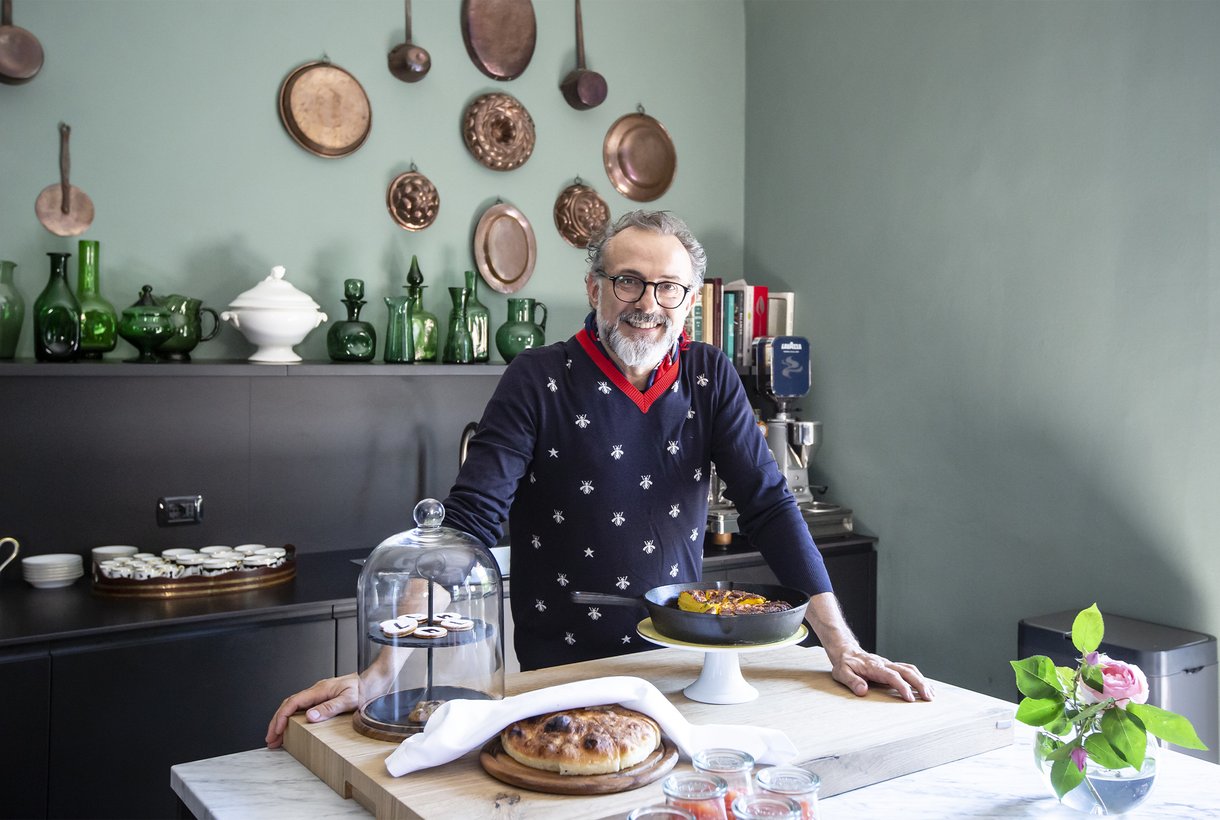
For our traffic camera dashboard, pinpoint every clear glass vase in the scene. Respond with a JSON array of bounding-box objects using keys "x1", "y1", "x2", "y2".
[{"x1": 1034, "y1": 728, "x2": 1158, "y2": 815}]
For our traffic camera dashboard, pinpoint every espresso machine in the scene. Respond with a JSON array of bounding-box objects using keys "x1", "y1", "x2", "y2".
[{"x1": 707, "y1": 336, "x2": 853, "y2": 544}]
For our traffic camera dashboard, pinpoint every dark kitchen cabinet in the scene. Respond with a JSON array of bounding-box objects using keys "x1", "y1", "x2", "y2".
[
  {"x1": 0, "y1": 650, "x2": 51, "y2": 820},
  {"x1": 46, "y1": 617, "x2": 335, "y2": 819}
]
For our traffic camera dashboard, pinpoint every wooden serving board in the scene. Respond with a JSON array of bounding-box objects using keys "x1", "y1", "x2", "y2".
[
  {"x1": 479, "y1": 737, "x2": 678, "y2": 795},
  {"x1": 284, "y1": 645, "x2": 1014, "y2": 820}
]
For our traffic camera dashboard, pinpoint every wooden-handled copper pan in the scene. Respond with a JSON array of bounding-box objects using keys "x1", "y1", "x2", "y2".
[
  {"x1": 35, "y1": 123, "x2": 94, "y2": 237},
  {"x1": 572, "y1": 580, "x2": 810, "y2": 646}
]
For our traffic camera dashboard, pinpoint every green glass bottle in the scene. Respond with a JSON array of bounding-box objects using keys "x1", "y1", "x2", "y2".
[
  {"x1": 76, "y1": 240, "x2": 118, "y2": 359},
  {"x1": 443, "y1": 286, "x2": 474, "y2": 364},
  {"x1": 405, "y1": 255, "x2": 439, "y2": 362},
  {"x1": 0, "y1": 260, "x2": 24, "y2": 359},
  {"x1": 326, "y1": 279, "x2": 377, "y2": 362},
  {"x1": 33, "y1": 252, "x2": 80, "y2": 361},
  {"x1": 383, "y1": 295, "x2": 414, "y2": 364},
  {"x1": 464, "y1": 269, "x2": 490, "y2": 363}
]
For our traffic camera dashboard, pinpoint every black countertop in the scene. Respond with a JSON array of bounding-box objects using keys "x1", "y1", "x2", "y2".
[{"x1": 0, "y1": 535, "x2": 875, "y2": 653}]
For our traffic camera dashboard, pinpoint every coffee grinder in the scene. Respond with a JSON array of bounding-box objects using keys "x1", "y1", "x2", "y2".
[{"x1": 707, "y1": 336, "x2": 853, "y2": 544}]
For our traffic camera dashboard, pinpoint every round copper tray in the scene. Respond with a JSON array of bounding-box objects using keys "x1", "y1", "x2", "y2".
[
  {"x1": 462, "y1": 92, "x2": 535, "y2": 171},
  {"x1": 386, "y1": 168, "x2": 440, "y2": 231},
  {"x1": 278, "y1": 61, "x2": 371, "y2": 158},
  {"x1": 474, "y1": 202, "x2": 536, "y2": 294},
  {"x1": 553, "y1": 181, "x2": 609, "y2": 248},
  {"x1": 603, "y1": 110, "x2": 676, "y2": 201}
]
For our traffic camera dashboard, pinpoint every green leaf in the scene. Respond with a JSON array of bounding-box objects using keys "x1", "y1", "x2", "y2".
[
  {"x1": 1046, "y1": 715, "x2": 1073, "y2": 736},
  {"x1": 1084, "y1": 732, "x2": 1130, "y2": 770},
  {"x1": 1056, "y1": 666, "x2": 1077, "y2": 691},
  {"x1": 1016, "y1": 696, "x2": 1065, "y2": 727},
  {"x1": 1082, "y1": 665, "x2": 1105, "y2": 695},
  {"x1": 1050, "y1": 755, "x2": 1086, "y2": 799},
  {"x1": 1011, "y1": 656, "x2": 1062, "y2": 699},
  {"x1": 1128, "y1": 703, "x2": 1211, "y2": 751},
  {"x1": 1101, "y1": 708, "x2": 1146, "y2": 770},
  {"x1": 1072, "y1": 604, "x2": 1104, "y2": 655}
]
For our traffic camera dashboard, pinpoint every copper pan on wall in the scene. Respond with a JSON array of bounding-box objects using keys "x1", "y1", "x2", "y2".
[
  {"x1": 278, "y1": 60, "x2": 371, "y2": 158},
  {"x1": 35, "y1": 123, "x2": 94, "y2": 237},
  {"x1": 0, "y1": 0, "x2": 43, "y2": 85},
  {"x1": 461, "y1": 0, "x2": 536, "y2": 81},
  {"x1": 473, "y1": 201, "x2": 536, "y2": 294},
  {"x1": 386, "y1": 165, "x2": 439, "y2": 231},
  {"x1": 603, "y1": 106, "x2": 676, "y2": 202}
]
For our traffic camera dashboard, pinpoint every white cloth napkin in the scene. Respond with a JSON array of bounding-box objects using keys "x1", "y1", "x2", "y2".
[{"x1": 384, "y1": 675, "x2": 798, "y2": 777}]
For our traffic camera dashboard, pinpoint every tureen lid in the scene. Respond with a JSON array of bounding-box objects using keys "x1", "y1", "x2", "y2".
[{"x1": 228, "y1": 265, "x2": 322, "y2": 310}]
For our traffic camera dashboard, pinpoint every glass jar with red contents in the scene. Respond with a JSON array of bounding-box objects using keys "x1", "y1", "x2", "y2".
[
  {"x1": 730, "y1": 793, "x2": 802, "y2": 819},
  {"x1": 662, "y1": 772, "x2": 729, "y2": 820},
  {"x1": 693, "y1": 748, "x2": 755, "y2": 816},
  {"x1": 626, "y1": 807, "x2": 696, "y2": 820},
  {"x1": 755, "y1": 767, "x2": 821, "y2": 820}
]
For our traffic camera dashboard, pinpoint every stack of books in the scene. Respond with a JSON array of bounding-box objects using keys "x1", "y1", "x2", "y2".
[{"x1": 685, "y1": 278, "x2": 796, "y2": 366}]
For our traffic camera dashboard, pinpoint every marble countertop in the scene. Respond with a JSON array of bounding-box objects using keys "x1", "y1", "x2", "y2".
[{"x1": 172, "y1": 722, "x2": 1219, "y2": 819}]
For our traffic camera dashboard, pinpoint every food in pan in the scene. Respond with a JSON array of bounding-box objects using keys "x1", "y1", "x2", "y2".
[
  {"x1": 676, "y1": 588, "x2": 793, "y2": 615},
  {"x1": 500, "y1": 705, "x2": 661, "y2": 775}
]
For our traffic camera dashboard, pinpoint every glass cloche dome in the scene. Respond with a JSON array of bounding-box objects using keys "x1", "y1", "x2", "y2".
[{"x1": 353, "y1": 498, "x2": 504, "y2": 740}]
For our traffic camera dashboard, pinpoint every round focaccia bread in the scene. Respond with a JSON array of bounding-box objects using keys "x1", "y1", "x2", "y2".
[{"x1": 499, "y1": 705, "x2": 661, "y2": 776}]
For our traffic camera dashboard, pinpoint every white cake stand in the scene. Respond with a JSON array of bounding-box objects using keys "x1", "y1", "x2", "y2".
[{"x1": 637, "y1": 618, "x2": 808, "y2": 705}]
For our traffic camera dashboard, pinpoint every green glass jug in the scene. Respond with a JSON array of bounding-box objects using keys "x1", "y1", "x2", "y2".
[
  {"x1": 76, "y1": 240, "x2": 118, "y2": 359},
  {"x1": 0, "y1": 260, "x2": 24, "y2": 359},
  {"x1": 495, "y1": 297, "x2": 547, "y2": 363},
  {"x1": 464, "y1": 270, "x2": 490, "y2": 362},
  {"x1": 158, "y1": 293, "x2": 221, "y2": 362},
  {"x1": 33, "y1": 252, "x2": 80, "y2": 361},
  {"x1": 443, "y1": 287, "x2": 474, "y2": 364},
  {"x1": 384, "y1": 295, "x2": 414, "y2": 364},
  {"x1": 405, "y1": 255, "x2": 438, "y2": 362},
  {"x1": 326, "y1": 279, "x2": 376, "y2": 362}
]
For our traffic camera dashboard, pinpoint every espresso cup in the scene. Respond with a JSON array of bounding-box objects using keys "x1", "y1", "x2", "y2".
[{"x1": 0, "y1": 537, "x2": 19, "y2": 576}]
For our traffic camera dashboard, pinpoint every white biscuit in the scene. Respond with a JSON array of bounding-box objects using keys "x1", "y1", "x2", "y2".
[
  {"x1": 437, "y1": 617, "x2": 474, "y2": 632},
  {"x1": 380, "y1": 619, "x2": 417, "y2": 638},
  {"x1": 413, "y1": 625, "x2": 449, "y2": 639}
]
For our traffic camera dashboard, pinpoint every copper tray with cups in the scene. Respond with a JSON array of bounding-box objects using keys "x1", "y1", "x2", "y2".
[{"x1": 92, "y1": 544, "x2": 296, "y2": 599}]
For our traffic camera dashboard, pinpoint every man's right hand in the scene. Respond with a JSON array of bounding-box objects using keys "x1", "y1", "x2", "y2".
[{"x1": 265, "y1": 673, "x2": 360, "y2": 749}]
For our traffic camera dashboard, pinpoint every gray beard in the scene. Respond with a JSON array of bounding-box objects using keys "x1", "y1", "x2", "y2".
[{"x1": 598, "y1": 309, "x2": 681, "y2": 369}]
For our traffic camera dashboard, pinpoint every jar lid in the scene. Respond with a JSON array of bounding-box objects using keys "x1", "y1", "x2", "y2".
[{"x1": 228, "y1": 265, "x2": 321, "y2": 310}]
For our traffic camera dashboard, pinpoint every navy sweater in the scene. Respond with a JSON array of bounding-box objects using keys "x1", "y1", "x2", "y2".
[{"x1": 443, "y1": 326, "x2": 831, "y2": 670}]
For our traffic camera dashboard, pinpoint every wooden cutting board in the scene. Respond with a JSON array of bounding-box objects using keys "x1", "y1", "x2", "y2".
[{"x1": 284, "y1": 646, "x2": 1014, "y2": 820}]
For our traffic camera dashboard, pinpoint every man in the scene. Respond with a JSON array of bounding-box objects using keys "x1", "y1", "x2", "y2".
[{"x1": 266, "y1": 210, "x2": 930, "y2": 749}]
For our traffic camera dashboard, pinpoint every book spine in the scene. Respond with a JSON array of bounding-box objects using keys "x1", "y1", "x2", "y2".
[{"x1": 722, "y1": 291, "x2": 738, "y2": 358}]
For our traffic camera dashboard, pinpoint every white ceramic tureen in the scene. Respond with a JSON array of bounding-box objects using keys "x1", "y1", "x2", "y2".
[{"x1": 221, "y1": 265, "x2": 327, "y2": 363}]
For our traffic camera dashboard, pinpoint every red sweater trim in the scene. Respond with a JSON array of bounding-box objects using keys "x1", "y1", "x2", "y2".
[{"x1": 576, "y1": 328, "x2": 681, "y2": 413}]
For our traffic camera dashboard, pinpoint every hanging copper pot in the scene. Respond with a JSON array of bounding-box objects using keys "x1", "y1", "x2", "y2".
[
  {"x1": 603, "y1": 106, "x2": 677, "y2": 202},
  {"x1": 559, "y1": 0, "x2": 606, "y2": 110},
  {"x1": 278, "y1": 60, "x2": 371, "y2": 159},
  {"x1": 553, "y1": 179, "x2": 609, "y2": 248}
]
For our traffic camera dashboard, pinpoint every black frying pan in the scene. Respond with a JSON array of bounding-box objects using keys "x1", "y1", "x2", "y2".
[{"x1": 571, "y1": 580, "x2": 810, "y2": 646}]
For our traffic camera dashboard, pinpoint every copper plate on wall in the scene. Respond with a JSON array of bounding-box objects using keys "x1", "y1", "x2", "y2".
[
  {"x1": 473, "y1": 202, "x2": 536, "y2": 294},
  {"x1": 460, "y1": 0, "x2": 536, "y2": 81},
  {"x1": 463, "y1": 92, "x2": 535, "y2": 171},
  {"x1": 278, "y1": 61, "x2": 371, "y2": 158},
  {"x1": 386, "y1": 168, "x2": 440, "y2": 231},
  {"x1": 553, "y1": 181, "x2": 609, "y2": 248},
  {"x1": 603, "y1": 110, "x2": 677, "y2": 202}
]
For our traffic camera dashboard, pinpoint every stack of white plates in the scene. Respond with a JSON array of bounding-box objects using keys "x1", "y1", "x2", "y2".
[{"x1": 22, "y1": 554, "x2": 84, "y2": 589}]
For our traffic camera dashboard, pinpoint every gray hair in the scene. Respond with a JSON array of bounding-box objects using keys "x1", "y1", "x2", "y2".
[{"x1": 586, "y1": 210, "x2": 707, "y2": 291}]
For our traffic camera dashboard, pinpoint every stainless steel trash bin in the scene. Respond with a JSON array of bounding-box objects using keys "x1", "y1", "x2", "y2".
[{"x1": 1019, "y1": 610, "x2": 1217, "y2": 763}]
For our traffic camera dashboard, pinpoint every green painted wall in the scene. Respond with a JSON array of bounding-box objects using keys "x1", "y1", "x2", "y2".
[
  {"x1": 0, "y1": 0, "x2": 745, "y2": 360},
  {"x1": 745, "y1": 0, "x2": 1220, "y2": 709}
]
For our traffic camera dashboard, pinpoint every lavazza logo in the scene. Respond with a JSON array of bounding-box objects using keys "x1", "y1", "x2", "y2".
[{"x1": 780, "y1": 341, "x2": 803, "y2": 352}]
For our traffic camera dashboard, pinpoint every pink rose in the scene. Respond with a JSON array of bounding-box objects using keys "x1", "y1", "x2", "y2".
[{"x1": 1079, "y1": 654, "x2": 1149, "y2": 708}]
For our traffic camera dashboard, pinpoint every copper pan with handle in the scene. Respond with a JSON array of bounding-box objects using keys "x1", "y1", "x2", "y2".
[{"x1": 571, "y1": 580, "x2": 810, "y2": 646}]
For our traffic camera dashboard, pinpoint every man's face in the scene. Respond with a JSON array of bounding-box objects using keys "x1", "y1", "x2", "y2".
[{"x1": 586, "y1": 227, "x2": 697, "y2": 371}]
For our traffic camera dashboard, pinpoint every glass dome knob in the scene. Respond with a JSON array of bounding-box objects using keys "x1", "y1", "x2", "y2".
[{"x1": 413, "y1": 498, "x2": 446, "y2": 530}]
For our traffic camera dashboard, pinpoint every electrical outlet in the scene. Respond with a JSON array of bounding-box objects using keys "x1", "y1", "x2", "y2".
[{"x1": 157, "y1": 495, "x2": 203, "y2": 526}]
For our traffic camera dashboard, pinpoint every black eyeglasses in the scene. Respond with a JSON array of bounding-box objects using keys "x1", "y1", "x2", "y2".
[{"x1": 595, "y1": 271, "x2": 692, "y2": 309}]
